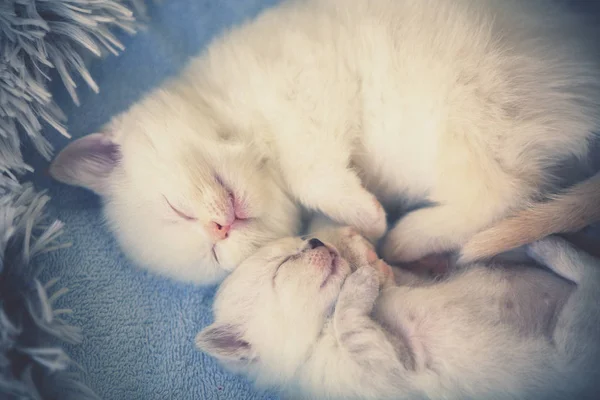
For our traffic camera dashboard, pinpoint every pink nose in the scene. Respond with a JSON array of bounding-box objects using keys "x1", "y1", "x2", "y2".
[{"x1": 210, "y1": 221, "x2": 231, "y2": 241}]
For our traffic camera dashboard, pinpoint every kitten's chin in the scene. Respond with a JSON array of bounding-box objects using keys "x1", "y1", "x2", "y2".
[{"x1": 214, "y1": 236, "x2": 261, "y2": 272}]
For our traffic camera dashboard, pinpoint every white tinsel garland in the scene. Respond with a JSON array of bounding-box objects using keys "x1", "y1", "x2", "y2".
[{"x1": 0, "y1": 0, "x2": 146, "y2": 398}]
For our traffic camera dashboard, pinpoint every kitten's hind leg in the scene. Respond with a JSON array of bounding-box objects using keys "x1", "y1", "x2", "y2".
[
  {"x1": 382, "y1": 200, "x2": 507, "y2": 263},
  {"x1": 526, "y1": 237, "x2": 599, "y2": 284},
  {"x1": 527, "y1": 237, "x2": 600, "y2": 396}
]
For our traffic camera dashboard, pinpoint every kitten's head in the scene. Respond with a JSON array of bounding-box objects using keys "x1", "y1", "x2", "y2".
[
  {"x1": 49, "y1": 97, "x2": 301, "y2": 284},
  {"x1": 195, "y1": 234, "x2": 352, "y2": 385}
]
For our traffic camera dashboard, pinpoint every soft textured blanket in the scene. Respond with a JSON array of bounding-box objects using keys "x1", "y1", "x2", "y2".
[
  {"x1": 26, "y1": 1, "x2": 280, "y2": 399},
  {"x1": 22, "y1": 0, "x2": 600, "y2": 399}
]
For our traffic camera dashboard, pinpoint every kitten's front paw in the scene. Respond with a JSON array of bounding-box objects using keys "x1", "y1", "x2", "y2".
[
  {"x1": 373, "y1": 259, "x2": 395, "y2": 288},
  {"x1": 334, "y1": 227, "x2": 378, "y2": 271},
  {"x1": 381, "y1": 214, "x2": 435, "y2": 263},
  {"x1": 357, "y1": 196, "x2": 387, "y2": 241},
  {"x1": 338, "y1": 266, "x2": 381, "y2": 312},
  {"x1": 332, "y1": 196, "x2": 387, "y2": 242}
]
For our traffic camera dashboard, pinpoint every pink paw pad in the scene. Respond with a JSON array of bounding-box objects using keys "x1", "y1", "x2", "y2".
[
  {"x1": 366, "y1": 248, "x2": 378, "y2": 263},
  {"x1": 374, "y1": 260, "x2": 394, "y2": 286}
]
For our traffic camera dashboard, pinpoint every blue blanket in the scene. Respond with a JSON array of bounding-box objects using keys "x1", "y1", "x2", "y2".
[
  {"x1": 27, "y1": 1, "x2": 281, "y2": 399},
  {"x1": 25, "y1": 1, "x2": 600, "y2": 399}
]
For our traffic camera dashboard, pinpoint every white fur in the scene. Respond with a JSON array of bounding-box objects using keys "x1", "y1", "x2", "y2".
[
  {"x1": 197, "y1": 229, "x2": 600, "y2": 399},
  {"x1": 50, "y1": 0, "x2": 600, "y2": 283}
]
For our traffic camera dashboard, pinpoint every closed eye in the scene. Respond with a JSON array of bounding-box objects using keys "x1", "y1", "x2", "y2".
[
  {"x1": 163, "y1": 195, "x2": 197, "y2": 221},
  {"x1": 272, "y1": 256, "x2": 292, "y2": 287}
]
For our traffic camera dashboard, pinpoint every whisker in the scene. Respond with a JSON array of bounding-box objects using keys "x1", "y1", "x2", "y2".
[{"x1": 212, "y1": 246, "x2": 220, "y2": 265}]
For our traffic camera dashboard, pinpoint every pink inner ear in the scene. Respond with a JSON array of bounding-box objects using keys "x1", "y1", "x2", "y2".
[
  {"x1": 195, "y1": 323, "x2": 252, "y2": 362},
  {"x1": 49, "y1": 133, "x2": 121, "y2": 194}
]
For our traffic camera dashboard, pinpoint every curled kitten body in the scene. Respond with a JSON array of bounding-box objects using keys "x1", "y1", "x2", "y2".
[
  {"x1": 50, "y1": 0, "x2": 600, "y2": 282},
  {"x1": 197, "y1": 229, "x2": 600, "y2": 399}
]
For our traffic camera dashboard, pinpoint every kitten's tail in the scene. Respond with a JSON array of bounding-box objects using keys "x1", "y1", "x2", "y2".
[{"x1": 458, "y1": 171, "x2": 600, "y2": 264}]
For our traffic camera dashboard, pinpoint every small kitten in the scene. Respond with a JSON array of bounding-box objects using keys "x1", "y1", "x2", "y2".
[
  {"x1": 49, "y1": 0, "x2": 600, "y2": 283},
  {"x1": 196, "y1": 229, "x2": 600, "y2": 399}
]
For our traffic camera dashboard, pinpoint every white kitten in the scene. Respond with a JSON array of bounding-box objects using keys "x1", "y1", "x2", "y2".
[
  {"x1": 196, "y1": 229, "x2": 600, "y2": 400},
  {"x1": 49, "y1": 125, "x2": 302, "y2": 284},
  {"x1": 49, "y1": 0, "x2": 600, "y2": 283}
]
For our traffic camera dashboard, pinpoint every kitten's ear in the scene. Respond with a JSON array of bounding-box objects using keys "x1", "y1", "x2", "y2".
[
  {"x1": 195, "y1": 323, "x2": 254, "y2": 363},
  {"x1": 49, "y1": 133, "x2": 121, "y2": 195}
]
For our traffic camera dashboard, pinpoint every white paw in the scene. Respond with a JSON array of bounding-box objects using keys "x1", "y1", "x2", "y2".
[
  {"x1": 335, "y1": 228, "x2": 393, "y2": 286},
  {"x1": 333, "y1": 196, "x2": 387, "y2": 242},
  {"x1": 340, "y1": 266, "x2": 381, "y2": 308},
  {"x1": 526, "y1": 237, "x2": 567, "y2": 264},
  {"x1": 373, "y1": 259, "x2": 395, "y2": 288},
  {"x1": 527, "y1": 237, "x2": 584, "y2": 274},
  {"x1": 357, "y1": 196, "x2": 387, "y2": 241},
  {"x1": 333, "y1": 227, "x2": 378, "y2": 270},
  {"x1": 316, "y1": 187, "x2": 386, "y2": 242},
  {"x1": 381, "y1": 224, "x2": 430, "y2": 263}
]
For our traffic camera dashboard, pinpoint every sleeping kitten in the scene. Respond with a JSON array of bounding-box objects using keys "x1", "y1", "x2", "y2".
[
  {"x1": 49, "y1": 0, "x2": 600, "y2": 283},
  {"x1": 196, "y1": 229, "x2": 600, "y2": 400}
]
